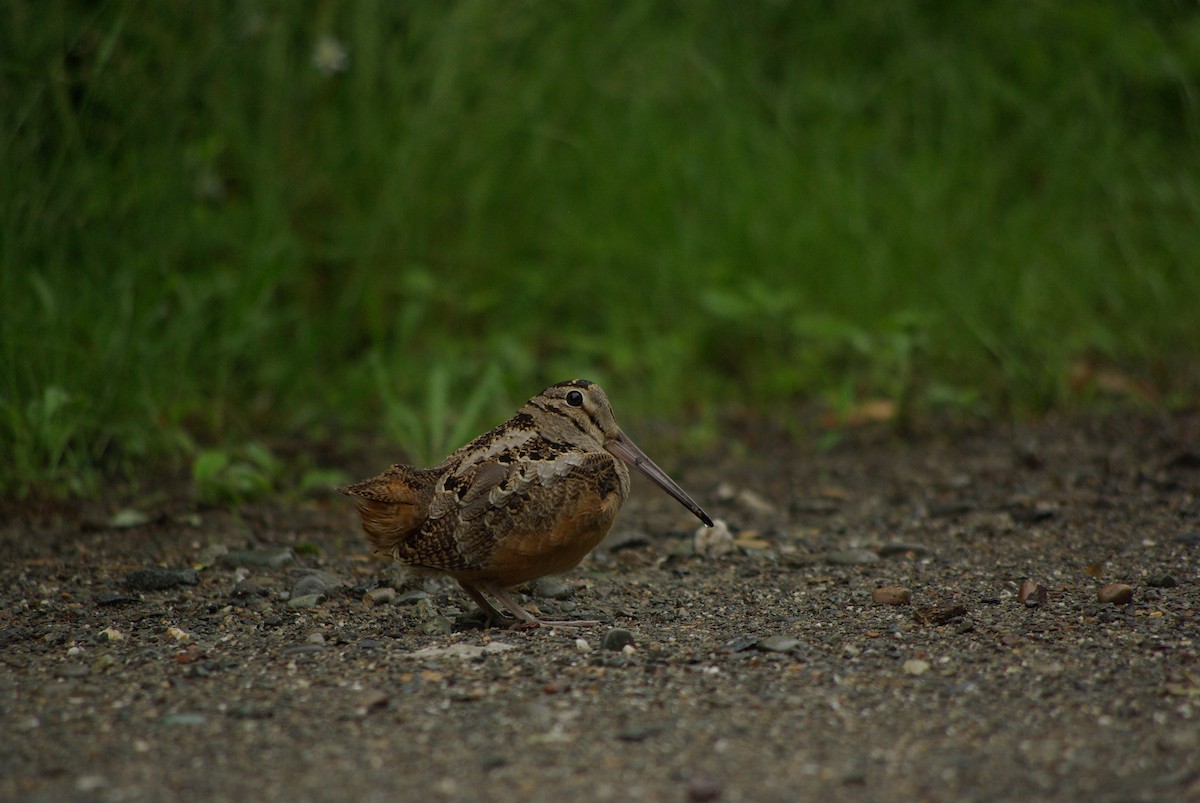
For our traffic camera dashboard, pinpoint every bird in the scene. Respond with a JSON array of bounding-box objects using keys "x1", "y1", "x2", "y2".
[{"x1": 340, "y1": 379, "x2": 713, "y2": 629}]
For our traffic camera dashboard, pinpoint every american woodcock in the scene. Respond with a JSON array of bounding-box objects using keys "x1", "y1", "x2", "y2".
[{"x1": 341, "y1": 379, "x2": 713, "y2": 628}]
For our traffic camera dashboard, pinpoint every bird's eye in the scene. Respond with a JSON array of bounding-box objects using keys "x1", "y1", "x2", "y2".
[{"x1": 566, "y1": 390, "x2": 584, "y2": 407}]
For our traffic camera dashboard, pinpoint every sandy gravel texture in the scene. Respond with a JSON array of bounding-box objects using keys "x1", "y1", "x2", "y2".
[{"x1": 2, "y1": 413, "x2": 1198, "y2": 802}]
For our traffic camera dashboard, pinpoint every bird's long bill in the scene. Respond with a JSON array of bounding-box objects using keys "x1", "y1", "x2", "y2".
[{"x1": 606, "y1": 430, "x2": 714, "y2": 527}]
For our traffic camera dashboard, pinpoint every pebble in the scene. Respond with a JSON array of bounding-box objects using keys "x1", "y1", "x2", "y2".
[
  {"x1": 1097, "y1": 583, "x2": 1133, "y2": 605},
  {"x1": 124, "y1": 567, "x2": 200, "y2": 591},
  {"x1": 56, "y1": 663, "x2": 90, "y2": 678},
  {"x1": 167, "y1": 626, "x2": 191, "y2": 642},
  {"x1": 232, "y1": 578, "x2": 273, "y2": 598},
  {"x1": 755, "y1": 635, "x2": 801, "y2": 653},
  {"x1": 1147, "y1": 575, "x2": 1178, "y2": 588},
  {"x1": 395, "y1": 590, "x2": 430, "y2": 605},
  {"x1": 306, "y1": 632, "x2": 326, "y2": 645},
  {"x1": 736, "y1": 489, "x2": 777, "y2": 516},
  {"x1": 355, "y1": 689, "x2": 389, "y2": 716},
  {"x1": 90, "y1": 654, "x2": 118, "y2": 674},
  {"x1": 823, "y1": 548, "x2": 878, "y2": 565},
  {"x1": 99, "y1": 627, "x2": 125, "y2": 641},
  {"x1": 108, "y1": 508, "x2": 151, "y2": 528},
  {"x1": 902, "y1": 659, "x2": 931, "y2": 676},
  {"x1": 686, "y1": 773, "x2": 722, "y2": 802},
  {"x1": 420, "y1": 615, "x2": 453, "y2": 635},
  {"x1": 532, "y1": 576, "x2": 575, "y2": 600},
  {"x1": 914, "y1": 603, "x2": 968, "y2": 626},
  {"x1": 363, "y1": 587, "x2": 397, "y2": 606},
  {"x1": 694, "y1": 518, "x2": 735, "y2": 558},
  {"x1": 872, "y1": 586, "x2": 912, "y2": 606},
  {"x1": 574, "y1": 638, "x2": 592, "y2": 653},
  {"x1": 721, "y1": 635, "x2": 761, "y2": 653},
  {"x1": 193, "y1": 543, "x2": 229, "y2": 569},
  {"x1": 160, "y1": 713, "x2": 206, "y2": 727},
  {"x1": 75, "y1": 774, "x2": 107, "y2": 792},
  {"x1": 218, "y1": 547, "x2": 295, "y2": 570},
  {"x1": 602, "y1": 628, "x2": 635, "y2": 651},
  {"x1": 287, "y1": 593, "x2": 324, "y2": 610},
  {"x1": 1018, "y1": 580, "x2": 1049, "y2": 607},
  {"x1": 291, "y1": 575, "x2": 330, "y2": 599}
]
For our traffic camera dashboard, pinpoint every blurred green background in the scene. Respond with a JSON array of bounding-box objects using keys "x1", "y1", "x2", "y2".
[{"x1": 3, "y1": 1, "x2": 1199, "y2": 496}]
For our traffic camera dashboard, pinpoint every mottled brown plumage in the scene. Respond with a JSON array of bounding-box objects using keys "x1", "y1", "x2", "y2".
[{"x1": 340, "y1": 379, "x2": 712, "y2": 628}]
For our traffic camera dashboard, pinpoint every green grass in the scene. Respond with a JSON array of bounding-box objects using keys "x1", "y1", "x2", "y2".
[{"x1": 3, "y1": 1, "x2": 1199, "y2": 496}]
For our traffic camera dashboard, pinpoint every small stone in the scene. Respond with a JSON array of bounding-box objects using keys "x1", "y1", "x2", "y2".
[
  {"x1": 90, "y1": 653, "x2": 118, "y2": 674},
  {"x1": 1147, "y1": 575, "x2": 1178, "y2": 588},
  {"x1": 291, "y1": 575, "x2": 329, "y2": 599},
  {"x1": 902, "y1": 658, "x2": 931, "y2": 676},
  {"x1": 823, "y1": 548, "x2": 878, "y2": 566},
  {"x1": 108, "y1": 508, "x2": 152, "y2": 528},
  {"x1": 735, "y1": 489, "x2": 777, "y2": 517},
  {"x1": 160, "y1": 713, "x2": 206, "y2": 727},
  {"x1": 192, "y1": 544, "x2": 229, "y2": 569},
  {"x1": 686, "y1": 774, "x2": 722, "y2": 802},
  {"x1": 287, "y1": 593, "x2": 324, "y2": 610},
  {"x1": 532, "y1": 576, "x2": 575, "y2": 600},
  {"x1": 1018, "y1": 580, "x2": 1049, "y2": 607},
  {"x1": 90, "y1": 652, "x2": 119, "y2": 672},
  {"x1": 574, "y1": 638, "x2": 591, "y2": 653},
  {"x1": 1097, "y1": 583, "x2": 1134, "y2": 605},
  {"x1": 872, "y1": 586, "x2": 912, "y2": 606},
  {"x1": 694, "y1": 518, "x2": 735, "y2": 559},
  {"x1": 720, "y1": 635, "x2": 760, "y2": 653},
  {"x1": 363, "y1": 587, "x2": 397, "y2": 606},
  {"x1": 218, "y1": 547, "x2": 295, "y2": 571},
  {"x1": 733, "y1": 530, "x2": 772, "y2": 550},
  {"x1": 232, "y1": 578, "x2": 272, "y2": 598},
  {"x1": 166, "y1": 626, "x2": 191, "y2": 642},
  {"x1": 75, "y1": 775, "x2": 107, "y2": 793},
  {"x1": 395, "y1": 590, "x2": 430, "y2": 605},
  {"x1": 56, "y1": 663, "x2": 90, "y2": 678},
  {"x1": 355, "y1": 689, "x2": 389, "y2": 716},
  {"x1": 306, "y1": 632, "x2": 326, "y2": 645},
  {"x1": 755, "y1": 635, "x2": 801, "y2": 653},
  {"x1": 99, "y1": 627, "x2": 125, "y2": 642},
  {"x1": 124, "y1": 567, "x2": 200, "y2": 592},
  {"x1": 602, "y1": 628, "x2": 635, "y2": 651},
  {"x1": 914, "y1": 603, "x2": 968, "y2": 626},
  {"x1": 420, "y1": 615, "x2": 453, "y2": 635}
]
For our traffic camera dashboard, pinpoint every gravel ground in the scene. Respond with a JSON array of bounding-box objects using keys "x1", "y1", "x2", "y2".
[{"x1": 2, "y1": 413, "x2": 1198, "y2": 802}]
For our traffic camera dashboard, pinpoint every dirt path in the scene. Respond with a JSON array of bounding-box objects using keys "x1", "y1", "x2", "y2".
[{"x1": 3, "y1": 413, "x2": 1198, "y2": 802}]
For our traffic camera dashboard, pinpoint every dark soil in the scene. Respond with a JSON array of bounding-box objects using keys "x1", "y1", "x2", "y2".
[{"x1": 3, "y1": 413, "x2": 1199, "y2": 802}]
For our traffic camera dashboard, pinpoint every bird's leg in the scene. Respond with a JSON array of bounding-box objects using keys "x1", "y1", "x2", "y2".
[
  {"x1": 480, "y1": 582, "x2": 599, "y2": 630},
  {"x1": 456, "y1": 580, "x2": 515, "y2": 627}
]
